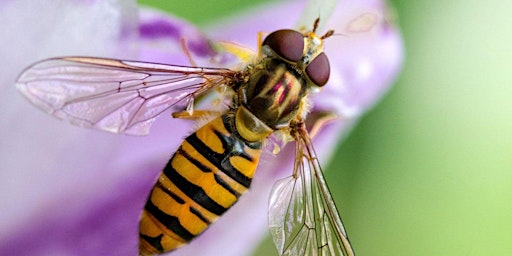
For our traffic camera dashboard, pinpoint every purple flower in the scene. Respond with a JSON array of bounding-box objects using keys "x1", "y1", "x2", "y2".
[{"x1": 0, "y1": 0, "x2": 402, "y2": 255}]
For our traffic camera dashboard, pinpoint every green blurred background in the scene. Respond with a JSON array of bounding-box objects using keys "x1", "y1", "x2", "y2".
[{"x1": 139, "y1": 0, "x2": 512, "y2": 255}]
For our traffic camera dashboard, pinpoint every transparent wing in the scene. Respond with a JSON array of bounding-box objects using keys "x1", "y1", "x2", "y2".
[
  {"x1": 16, "y1": 57, "x2": 238, "y2": 135},
  {"x1": 269, "y1": 125, "x2": 354, "y2": 256}
]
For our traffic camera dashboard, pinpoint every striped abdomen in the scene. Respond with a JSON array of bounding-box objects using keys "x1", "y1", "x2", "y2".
[{"x1": 139, "y1": 115, "x2": 262, "y2": 255}]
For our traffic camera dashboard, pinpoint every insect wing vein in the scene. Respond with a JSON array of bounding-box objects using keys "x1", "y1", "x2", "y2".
[
  {"x1": 15, "y1": 57, "x2": 237, "y2": 135},
  {"x1": 268, "y1": 128, "x2": 354, "y2": 256}
]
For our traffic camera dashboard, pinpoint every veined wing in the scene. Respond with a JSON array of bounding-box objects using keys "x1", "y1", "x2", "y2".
[
  {"x1": 16, "y1": 57, "x2": 238, "y2": 135},
  {"x1": 269, "y1": 126, "x2": 354, "y2": 256}
]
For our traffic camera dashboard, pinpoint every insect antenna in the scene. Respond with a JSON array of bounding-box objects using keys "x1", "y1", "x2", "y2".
[
  {"x1": 312, "y1": 18, "x2": 320, "y2": 33},
  {"x1": 320, "y1": 29, "x2": 335, "y2": 39},
  {"x1": 310, "y1": 17, "x2": 335, "y2": 40}
]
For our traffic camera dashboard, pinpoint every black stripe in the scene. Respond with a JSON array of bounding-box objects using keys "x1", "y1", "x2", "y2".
[
  {"x1": 178, "y1": 147, "x2": 212, "y2": 173},
  {"x1": 155, "y1": 181, "x2": 185, "y2": 204},
  {"x1": 163, "y1": 162, "x2": 227, "y2": 216},
  {"x1": 214, "y1": 129, "x2": 254, "y2": 186},
  {"x1": 189, "y1": 206, "x2": 212, "y2": 225},
  {"x1": 180, "y1": 145, "x2": 241, "y2": 198},
  {"x1": 144, "y1": 199, "x2": 195, "y2": 241},
  {"x1": 214, "y1": 174, "x2": 242, "y2": 198},
  {"x1": 185, "y1": 130, "x2": 253, "y2": 188},
  {"x1": 214, "y1": 130, "x2": 254, "y2": 162},
  {"x1": 140, "y1": 233, "x2": 164, "y2": 253}
]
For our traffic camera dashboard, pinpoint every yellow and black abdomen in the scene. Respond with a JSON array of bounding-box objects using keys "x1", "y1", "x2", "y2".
[{"x1": 139, "y1": 114, "x2": 262, "y2": 255}]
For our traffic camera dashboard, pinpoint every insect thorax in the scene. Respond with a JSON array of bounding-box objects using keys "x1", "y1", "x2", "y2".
[{"x1": 240, "y1": 58, "x2": 308, "y2": 131}]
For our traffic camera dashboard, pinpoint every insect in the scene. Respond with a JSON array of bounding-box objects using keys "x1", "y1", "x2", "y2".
[{"x1": 16, "y1": 19, "x2": 354, "y2": 256}]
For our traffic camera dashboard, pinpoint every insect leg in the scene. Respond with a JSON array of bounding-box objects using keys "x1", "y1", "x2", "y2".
[
  {"x1": 171, "y1": 110, "x2": 223, "y2": 120},
  {"x1": 257, "y1": 31, "x2": 264, "y2": 59},
  {"x1": 180, "y1": 37, "x2": 198, "y2": 67},
  {"x1": 215, "y1": 41, "x2": 255, "y2": 62}
]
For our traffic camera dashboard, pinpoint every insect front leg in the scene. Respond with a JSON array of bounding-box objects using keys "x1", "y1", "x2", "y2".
[{"x1": 215, "y1": 41, "x2": 256, "y2": 63}]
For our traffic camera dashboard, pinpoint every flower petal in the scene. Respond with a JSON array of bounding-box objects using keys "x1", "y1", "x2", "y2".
[{"x1": 136, "y1": 8, "x2": 217, "y2": 64}]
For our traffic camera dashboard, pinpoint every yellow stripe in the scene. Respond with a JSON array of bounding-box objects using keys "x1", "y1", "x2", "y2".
[
  {"x1": 229, "y1": 150, "x2": 259, "y2": 179},
  {"x1": 195, "y1": 117, "x2": 228, "y2": 154},
  {"x1": 171, "y1": 151, "x2": 238, "y2": 209},
  {"x1": 158, "y1": 173, "x2": 219, "y2": 222},
  {"x1": 151, "y1": 182, "x2": 209, "y2": 235}
]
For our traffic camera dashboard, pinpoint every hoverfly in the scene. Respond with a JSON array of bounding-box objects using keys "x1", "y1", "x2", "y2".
[{"x1": 16, "y1": 18, "x2": 354, "y2": 256}]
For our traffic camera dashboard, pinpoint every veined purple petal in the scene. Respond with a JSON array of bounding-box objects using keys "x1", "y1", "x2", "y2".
[
  {"x1": 135, "y1": 8, "x2": 217, "y2": 65},
  {"x1": 0, "y1": 1, "x2": 402, "y2": 256}
]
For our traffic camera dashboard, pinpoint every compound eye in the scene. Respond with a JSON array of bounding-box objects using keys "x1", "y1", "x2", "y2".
[
  {"x1": 262, "y1": 29, "x2": 304, "y2": 62},
  {"x1": 305, "y1": 52, "x2": 330, "y2": 86}
]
